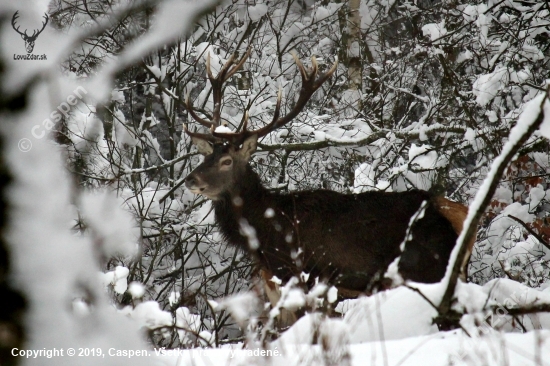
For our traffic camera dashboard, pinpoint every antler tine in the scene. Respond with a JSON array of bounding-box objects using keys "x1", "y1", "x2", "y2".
[
  {"x1": 272, "y1": 87, "x2": 282, "y2": 123},
  {"x1": 205, "y1": 48, "x2": 251, "y2": 84},
  {"x1": 11, "y1": 10, "x2": 18, "y2": 26},
  {"x1": 186, "y1": 49, "x2": 248, "y2": 129},
  {"x1": 206, "y1": 51, "x2": 225, "y2": 82},
  {"x1": 223, "y1": 48, "x2": 251, "y2": 82},
  {"x1": 241, "y1": 111, "x2": 249, "y2": 131},
  {"x1": 293, "y1": 53, "x2": 320, "y2": 83},
  {"x1": 313, "y1": 57, "x2": 338, "y2": 89},
  {"x1": 185, "y1": 93, "x2": 214, "y2": 129},
  {"x1": 183, "y1": 124, "x2": 220, "y2": 144}
]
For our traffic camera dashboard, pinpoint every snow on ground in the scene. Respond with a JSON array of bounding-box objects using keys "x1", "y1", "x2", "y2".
[
  {"x1": 151, "y1": 329, "x2": 550, "y2": 366},
  {"x1": 126, "y1": 279, "x2": 550, "y2": 366}
]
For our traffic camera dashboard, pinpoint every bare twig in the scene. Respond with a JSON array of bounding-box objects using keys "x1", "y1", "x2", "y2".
[{"x1": 507, "y1": 214, "x2": 550, "y2": 252}]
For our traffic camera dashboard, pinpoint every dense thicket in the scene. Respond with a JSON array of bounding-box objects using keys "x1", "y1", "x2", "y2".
[{"x1": 23, "y1": 0, "x2": 550, "y2": 347}]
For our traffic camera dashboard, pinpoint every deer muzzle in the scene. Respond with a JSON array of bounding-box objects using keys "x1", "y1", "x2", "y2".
[{"x1": 184, "y1": 174, "x2": 206, "y2": 194}]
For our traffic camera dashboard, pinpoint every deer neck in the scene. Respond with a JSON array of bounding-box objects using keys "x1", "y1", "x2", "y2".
[
  {"x1": 218, "y1": 164, "x2": 268, "y2": 212},
  {"x1": 212, "y1": 164, "x2": 270, "y2": 248}
]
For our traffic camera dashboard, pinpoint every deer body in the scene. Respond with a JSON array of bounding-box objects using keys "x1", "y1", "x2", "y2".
[
  {"x1": 183, "y1": 50, "x2": 474, "y2": 303},
  {"x1": 188, "y1": 148, "x2": 463, "y2": 295}
]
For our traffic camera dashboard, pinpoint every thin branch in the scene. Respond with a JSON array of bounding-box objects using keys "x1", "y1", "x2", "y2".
[
  {"x1": 507, "y1": 214, "x2": 550, "y2": 252},
  {"x1": 258, "y1": 125, "x2": 467, "y2": 152},
  {"x1": 122, "y1": 152, "x2": 197, "y2": 175}
]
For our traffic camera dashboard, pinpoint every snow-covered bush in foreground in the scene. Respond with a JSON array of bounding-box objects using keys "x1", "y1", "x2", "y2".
[{"x1": 3, "y1": 82, "x2": 150, "y2": 366}]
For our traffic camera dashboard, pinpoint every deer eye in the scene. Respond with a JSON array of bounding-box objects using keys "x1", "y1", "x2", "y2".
[{"x1": 221, "y1": 158, "x2": 232, "y2": 166}]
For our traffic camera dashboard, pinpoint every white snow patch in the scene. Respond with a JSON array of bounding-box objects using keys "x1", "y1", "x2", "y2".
[
  {"x1": 486, "y1": 110, "x2": 499, "y2": 122},
  {"x1": 456, "y1": 49, "x2": 472, "y2": 64},
  {"x1": 408, "y1": 144, "x2": 438, "y2": 169},
  {"x1": 472, "y1": 68, "x2": 508, "y2": 106},
  {"x1": 214, "y1": 125, "x2": 233, "y2": 133},
  {"x1": 537, "y1": 95, "x2": 550, "y2": 139},
  {"x1": 282, "y1": 289, "x2": 306, "y2": 311},
  {"x1": 113, "y1": 109, "x2": 138, "y2": 147},
  {"x1": 169, "y1": 291, "x2": 181, "y2": 306},
  {"x1": 422, "y1": 21, "x2": 447, "y2": 43},
  {"x1": 80, "y1": 190, "x2": 139, "y2": 258},
  {"x1": 248, "y1": 3, "x2": 267, "y2": 22},
  {"x1": 494, "y1": 186, "x2": 513, "y2": 205},
  {"x1": 102, "y1": 266, "x2": 130, "y2": 294},
  {"x1": 216, "y1": 292, "x2": 258, "y2": 327},
  {"x1": 128, "y1": 282, "x2": 145, "y2": 299},
  {"x1": 176, "y1": 307, "x2": 201, "y2": 342},
  {"x1": 528, "y1": 185, "x2": 546, "y2": 209},
  {"x1": 465, "y1": 128, "x2": 475, "y2": 141},
  {"x1": 111, "y1": 89, "x2": 125, "y2": 104},
  {"x1": 354, "y1": 162, "x2": 376, "y2": 193},
  {"x1": 343, "y1": 286, "x2": 439, "y2": 343},
  {"x1": 131, "y1": 301, "x2": 172, "y2": 329}
]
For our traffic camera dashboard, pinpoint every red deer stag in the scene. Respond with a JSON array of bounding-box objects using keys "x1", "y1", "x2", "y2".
[{"x1": 184, "y1": 50, "x2": 474, "y2": 305}]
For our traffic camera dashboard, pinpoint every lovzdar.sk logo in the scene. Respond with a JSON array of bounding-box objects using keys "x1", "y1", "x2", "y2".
[{"x1": 12, "y1": 11, "x2": 48, "y2": 58}]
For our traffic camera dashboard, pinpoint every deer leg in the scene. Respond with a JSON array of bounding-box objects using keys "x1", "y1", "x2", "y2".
[{"x1": 260, "y1": 269, "x2": 297, "y2": 328}]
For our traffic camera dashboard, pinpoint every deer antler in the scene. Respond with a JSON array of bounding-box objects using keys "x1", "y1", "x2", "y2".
[
  {"x1": 11, "y1": 11, "x2": 49, "y2": 40},
  {"x1": 185, "y1": 48, "x2": 252, "y2": 131},
  {"x1": 185, "y1": 50, "x2": 337, "y2": 146},
  {"x1": 182, "y1": 124, "x2": 220, "y2": 144},
  {"x1": 212, "y1": 54, "x2": 338, "y2": 146},
  {"x1": 11, "y1": 11, "x2": 25, "y2": 37},
  {"x1": 29, "y1": 13, "x2": 49, "y2": 40}
]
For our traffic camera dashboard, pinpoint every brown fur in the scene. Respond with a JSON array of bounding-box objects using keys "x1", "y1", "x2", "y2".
[
  {"x1": 434, "y1": 197, "x2": 476, "y2": 280},
  {"x1": 260, "y1": 269, "x2": 297, "y2": 327}
]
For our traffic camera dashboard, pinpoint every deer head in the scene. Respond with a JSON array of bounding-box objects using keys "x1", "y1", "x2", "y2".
[
  {"x1": 184, "y1": 136, "x2": 258, "y2": 200},
  {"x1": 12, "y1": 11, "x2": 49, "y2": 54},
  {"x1": 184, "y1": 49, "x2": 337, "y2": 200}
]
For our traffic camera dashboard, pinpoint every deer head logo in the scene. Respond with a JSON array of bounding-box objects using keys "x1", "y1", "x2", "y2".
[{"x1": 12, "y1": 11, "x2": 49, "y2": 54}]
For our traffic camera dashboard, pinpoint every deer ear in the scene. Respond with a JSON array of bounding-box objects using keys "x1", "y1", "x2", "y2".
[
  {"x1": 191, "y1": 136, "x2": 214, "y2": 155},
  {"x1": 239, "y1": 135, "x2": 258, "y2": 160}
]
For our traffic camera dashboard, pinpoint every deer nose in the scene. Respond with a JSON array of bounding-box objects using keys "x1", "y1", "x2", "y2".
[{"x1": 185, "y1": 175, "x2": 197, "y2": 188}]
